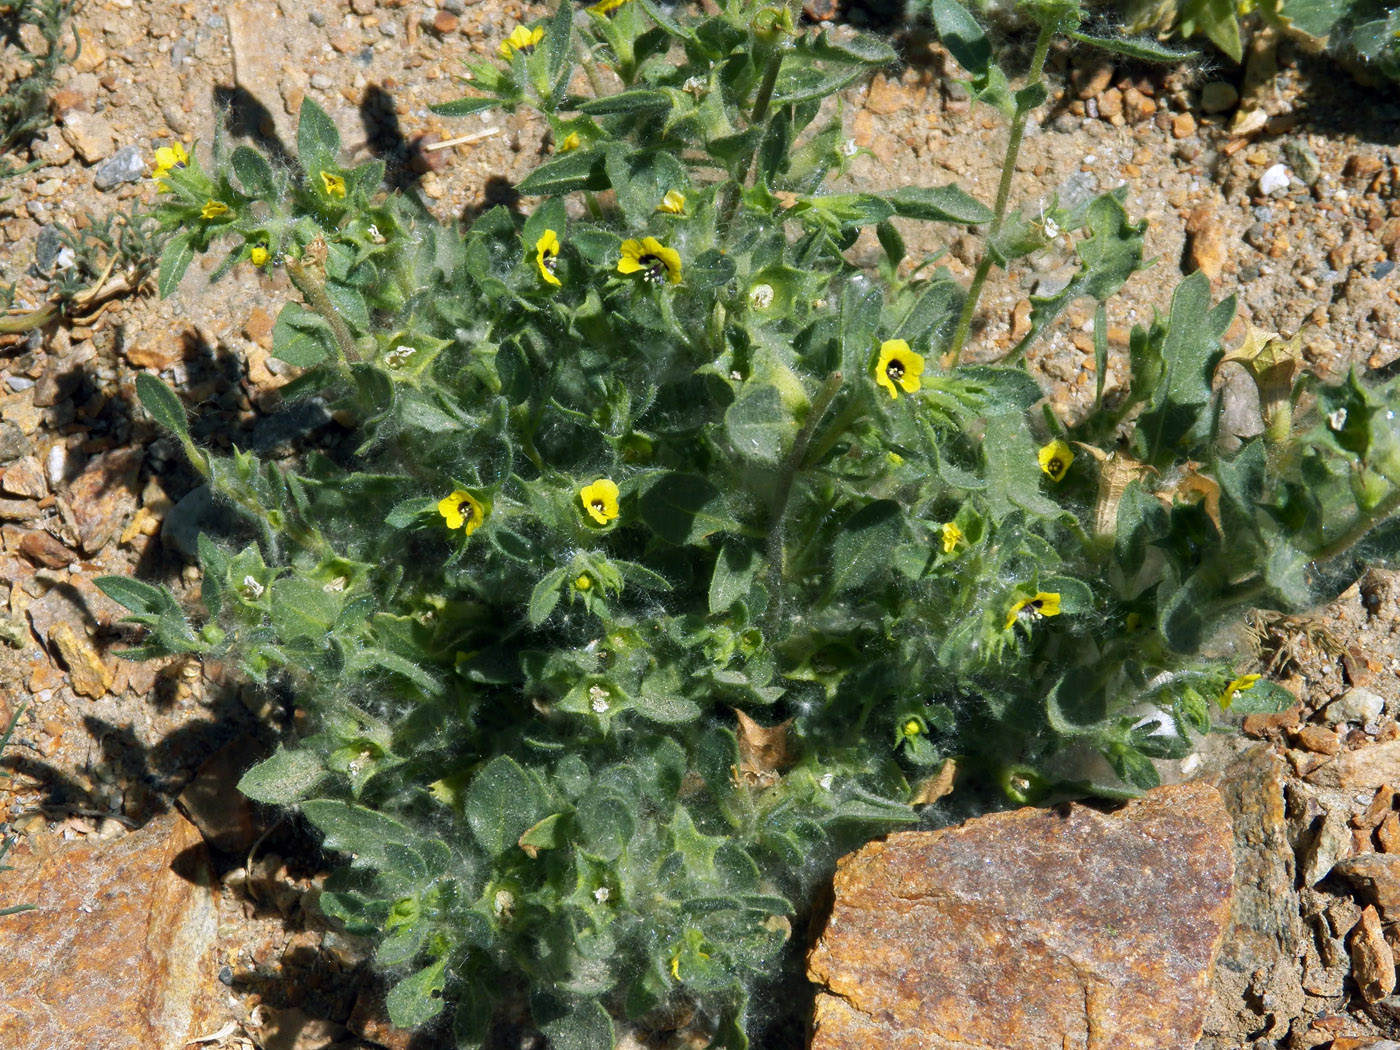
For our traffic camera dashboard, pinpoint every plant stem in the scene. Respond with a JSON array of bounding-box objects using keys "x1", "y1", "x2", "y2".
[
  {"x1": 765, "y1": 372, "x2": 843, "y2": 638},
  {"x1": 286, "y1": 258, "x2": 360, "y2": 364},
  {"x1": 720, "y1": 41, "x2": 785, "y2": 231},
  {"x1": 945, "y1": 17, "x2": 1057, "y2": 366}
]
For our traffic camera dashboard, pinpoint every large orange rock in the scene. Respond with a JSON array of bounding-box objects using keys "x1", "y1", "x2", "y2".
[
  {"x1": 0, "y1": 812, "x2": 219, "y2": 1050},
  {"x1": 808, "y1": 781, "x2": 1234, "y2": 1050}
]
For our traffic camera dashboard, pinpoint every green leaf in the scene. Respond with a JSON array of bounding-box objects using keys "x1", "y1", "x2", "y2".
[
  {"x1": 238, "y1": 746, "x2": 326, "y2": 805},
  {"x1": 829, "y1": 499, "x2": 903, "y2": 593},
  {"x1": 516, "y1": 149, "x2": 609, "y2": 196},
  {"x1": 386, "y1": 497, "x2": 436, "y2": 528},
  {"x1": 929, "y1": 0, "x2": 994, "y2": 81},
  {"x1": 136, "y1": 373, "x2": 191, "y2": 440},
  {"x1": 157, "y1": 231, "x2": 195, "y2": 299},
  {"x1": 1225, "y1": 678, "x2": 1296, "y2": 715},
  {"x1": 1180, "y1": 0, "x2": 1243, "y2": 61},
  {"x1": 529, "y1": 568, "x2": 568, "y2": 626},
  {"x1": 811, "y1": 29, "x2": 898, "y2": 65},
  {"x1": 885, "y1": 184, "x2": 993, "y2": 225},
  {"x1": 272, "y1": 302, "x2": 334, "y2": 368},
  {"x1": 385, "y1": 958, "x2": 448, "y2": 1029},
  {"x1": 230, "y1": 145, "x2": 276, "y2": 197},
  {"x1": 1066, "y1": 30, "x2": 1199, "y2": 62},
  {"x1": 575, "y1": 791, "x2": 636, "y2": 861},
  {"x1": 709, "y1": 540, "x2": 762, "y2": 614},
  {"x1": 430, "y1": 95, "x2": 501, "y2": 117},
  {"x1": 537, "y1": 998, "x2": 615, "y2": 1050},
  {"x1": 640, "y1": 473, "x2": 729, "y2": 546},
  {"x1": 302, "y1": 800, "x2": 416, "y2": 868},
  {"x1": 93, "y1": 575, "x2": 183, "y2": 619},
  {"x1": 725, "y1": 383, "x2": 793, "y2": 465},
  {"x1": 465, "y1": 755, "x2": 545, "y2": 855},
  {"x1": 296, "y1": 97, "x2": 341, "y2": 171},
  {"x1": 579, "y1": 89, "x2": 672, "y2": 115},
  {"x1": 1103, "y1": 742, "x2": 1159, "y2": 790}
]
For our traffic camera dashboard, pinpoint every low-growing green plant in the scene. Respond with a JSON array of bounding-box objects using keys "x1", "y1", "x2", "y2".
[
  {"x1": 97, "y1": 0, "x2": 1399, "y2": 1043},
  {"x1": 0, "y1": 0, "x2": 73, "y2": 182}
]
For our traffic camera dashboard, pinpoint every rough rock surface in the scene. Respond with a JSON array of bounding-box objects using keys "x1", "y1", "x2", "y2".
[
  {"x1": 0, "y1": 812, "x2": 219, "y2": 1050},
  {"x1": 808, "y1": 781, "x2": 1234, "y2": 1050}
]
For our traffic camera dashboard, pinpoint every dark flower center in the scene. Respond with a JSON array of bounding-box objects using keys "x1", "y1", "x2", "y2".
[
  {"x1": 592, "y1": 499, "x2": 606, "y2": 514},
  {"x1": 1047, "y1": 458, "x2": 1063, "y2": 476},
  {"x1": 640, "y1": 254, "x2": 666, "y2": 281},
  {"x1": 886, "y1": 360, "x2": 905, "y2": 381}
]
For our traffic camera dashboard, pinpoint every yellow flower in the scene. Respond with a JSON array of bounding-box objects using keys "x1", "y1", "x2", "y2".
[
  {"x1": 940, "y1": 522, "x2": 964, "y2": 554},
  {"x1": 874, "y1": 339, "x2": 924, "y2": 399},
  {"x1": 617, "y1": 237, "x2": 682, "y2": 284},
  {"x1": 589, "y1": 0, "x2": 630, "y2": 15},
  {"x1": 903, "y1": 718, "x2": 922, "y2": 737},
  {"x1": 152, "y1": 141, "x2": 188, "y2": 180},
  {"x1": 438, "y1": 490, "x2": 486, "y2": 535},
  {"x1": 558, "y1": 131, "x2": 581, "y2": 152},
  {"x1": 320, "y1": 171, "x2": 347, "y2": 198},
  {"x1": 1219, "y1": 673, "x2": 1261, "y2": 711},
  {"x1": 574, "y1": 575, "x2": 592, "y2": 591},
  {"x1": 498, "y1": 24, "x2": 544, "y2": 59},
  {"x1": 535, "y1": 229, "x2": 562, "y2": 287},
  {"x1": 200, "y1": 199, "x2": 231, "y2": 220},
  {"x1": 1004, "y1": 591, "x2": 1062, "y2": 631},
  {"x1": 580, "y1": 479, "x2": 620, "y2": 525},
  {"x1": 658, "y1": 189, "x2": 686, "y2": 215},
  {"x1": 249, "y1": 245, "x2": 270, "y2": 267},
  {"x1": 1038, "y1": 439, "x2": 1074, "y2": 482}
]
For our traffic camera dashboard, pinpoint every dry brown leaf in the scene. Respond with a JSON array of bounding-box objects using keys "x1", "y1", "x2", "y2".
[{"x1": 734, "y1": 708, "x2": 795, "y2": 779}]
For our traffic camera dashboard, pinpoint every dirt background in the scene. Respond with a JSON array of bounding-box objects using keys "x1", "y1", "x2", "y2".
[{"x1": 1, "y1": 0, "x2": 1399, "y2": 1047}]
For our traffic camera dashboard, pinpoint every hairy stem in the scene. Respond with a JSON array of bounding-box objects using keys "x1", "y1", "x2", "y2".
[
  {"x1": 286, "y1": 258, "x2": 360, "y2": 364},
  {"x1": 765, "y1": 372, "x2": 843, "y2": 637},
  {"x1": 945, "y1": 17, "x2": 1056, "y2": 365}
]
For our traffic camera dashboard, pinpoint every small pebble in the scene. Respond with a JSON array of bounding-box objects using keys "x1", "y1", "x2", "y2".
[
  {"x1": 6, "y1": 377, "x2": 34, "y2": 392},
  {"x1": 34, "y1": 225, "x2": 63, "y2": 271},
  {"x1": 1375, "y1": 260, "x2": 1396, "y2": 280},
  {"x1": 1252, "y1": 205, "x2": 1274, "y2": 222},
  {"x1": 1283, "y1": 140, "x2": 1321, "y2": 186},
  {"x1": 309, "y1": 10, "x2": 326, "y2": 26},
  {"x1": 93, "y1": 144, "x2": 146, "y2": 190},
  {"x1": 1200, "y1": 81, "x2": 1239, "y2": 114},
  {"x1": 310, "y1": 72, "x2": 334, "y2": 90},
  {"x1": 1257, "y1": 163, "x2": 1290, "y2": 195}
]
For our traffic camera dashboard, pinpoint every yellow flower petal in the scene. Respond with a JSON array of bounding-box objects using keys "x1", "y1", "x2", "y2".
[
  {"x1": 200, "y1": 199, "x2": 231, "y2": 220},
  {"x1": 152, "y1": 141, "x2": 188, "y2": 179},
  {"x1": 588, "y1": 0, "x2": 630, "y2": 15},
  {"x1": 658, "y1": 189, "x2": 686, "y2": 215},
  {"x1": 1004, "y1": 591, "x2": 1061, "y2": 631},
  {"x1": 580, "y1": 479, "x2": 620, "y2": 524},
  {"x1": 558, "y1": 131, "x2": 581, "y2": 152},
  {"x1": 499, "y1": 24, "x2": 544, "y2": 59},
  {"x1": 617, "y1": 237, "x2": 681, "y2": 284},
  {"x1": 320, "y1": 171, "x2": 347, "y2": 198},
  {"x1": 940, "y1": 522, "x2": 963, "y2": 555},
  {"x1": 1037, "y1": 440, "x2": 1074, "y2": 482},
  {"x1": 535, "y1": 229, "x2": 562, "y2": 287},
  {"x1": 249, "y1": 245, "x2": 270, "y2": 267},
  {"x1": 874, "y1": 339, "x2": 924, "y2": 399},
  {"x1": 438, "y1": 490, "x2": 486, "y2": 535}
]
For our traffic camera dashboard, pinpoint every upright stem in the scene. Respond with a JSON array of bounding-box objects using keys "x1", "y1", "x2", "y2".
[
  {"x1": 286, "y1": 258, "x2": 360, "y2": 365},
  {"x1": 945, "y1": 18, "x2": 1057, "y2": 366},
  {"x1": 765, "y1": 372, "x2": 843, "y2": 637},
  {"x1": 719, "y1": 42, "x2": 785, "y2": 232}
]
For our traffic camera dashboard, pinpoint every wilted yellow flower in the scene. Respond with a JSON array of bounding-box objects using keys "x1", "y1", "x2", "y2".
[
  {"x1": 249, "y1": 245, "x2": 270, "y2": 267},
  {"x1": 580, "y1": 479, "x2": 620, "y2": 524},
  {"x1": 438, "y1": 490, "x2": 486, "y2": 535},
  {"x1": 1004, "y1": 591, "x2": 1062, "y2": 631},
  {"x1": 499, "y1": 24, "x2": 544, "y2": 59},
  {"x1": 1038, "y1": 439, "x2": 1074, "y2": 482},
  {"x1": 557, "y1": 131, "x2": 581, "y2": 152},
  {"x1": 200, "y1": 200, "x2": 231, "y2": 220},
  {"x1": 535, "y1": 229, "x2": 562, "y2": 287},
  {"x1": 152, "y1": 141, "x2": 188, "y2": 180},
  {"x1": 1219, "y1": 673, "x2": 1261, "y2": 711},
  {"x1": 940, "y1": 522, "x2": 964, "y2": 555},
  {"x1": 874, "y1": 339, "x2": 923, "y2": 399},
  {"x1": 617, "y1": 237, "x2": 681, "y2": 284},
  {"x1": 658, "y1": 190, "x2": 686, "y2": 214},
  {"x1": 320, "y1": 171, "x2": 347, "y2": 198}
]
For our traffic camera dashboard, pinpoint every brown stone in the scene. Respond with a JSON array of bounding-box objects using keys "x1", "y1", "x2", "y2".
[
  {"x1": 1010, "y1": 299, "x2": 1033, "y2": 341},
  {"x1": 1293, "y1": 724, "x2": 1342, "y2": 755},
  {"x1": 244, "y1": 306, "x2": 276, "y2": 349},
  {"x1": 1097, "y1": 87, "x2": 1123, "y2": 120},
  {"x1": 177, "y1": 736, "x2": 270, "y2": 856},
  {"x1": 1344, "y1": 155, "x2": 1384, "y2": 179},
  {"x1": 865, "y1": 73, "x2": 919, "y2": 116},
  {"x1": 122, "y1": 338, "x2": 186, "y2": 371},
  {"x1": 51, "y1": 621, "x2": 114, "y2": 699},
  {"x1": 0, "y1": 812, "x2": 218, "y2": 1050},
  {"x1": 1, "y1": 456, "x2": 47, "y2": 499},
  {"x1": 1242, "y1": 704, "x2": 1302, "y2": 738},
  {"x1": 1353, "y1": 785, "x2": 1394, "y2": 830},
  {"x1": 432, "y1": 10, "x2": 459, "y2": 33},
  {"x1": 59, "y1": 110, "x2": 116, "y2": 165},
  {"x1": 15, "y1": 529, "x2": 75, "y2": 568},
  {"x1": 349, "y1": 986, "x2": 416, "y2": 1050},
  {"x1": 1348, "y1": 905, "x2": 1396, "y2": 1002},
  {"x1": 1332, "y1": 853, "x2": 1400, "y2": 921},
  {"x1": 1306, "y1": 739, "x2": 1400, "y2": 792},
  {"x1": 258, "y1": 1006, "x2": 347, "y2": 1050},
  {"x1": 1185, "y1": 206, "x2": 1227, "y2": 280},
  {"x1": 808, "y1": 782, "x2": 1233, "y2": 1050},
  {"x1": 1379, "y1": 811, "x2": 1400, "y2": 854},
  {"x1": 1172, "y1": 112, "x2": 1197, "y2": 139},
  {"x1": 1073, "y1": 57, "x2": 1114, "y2": 99},
  {"x1": 1121, "y1": 86, "x2": 1156, "y2": 123},
  {"x1": 66, "y1": 447, "x2": 143, "y2": 554}
]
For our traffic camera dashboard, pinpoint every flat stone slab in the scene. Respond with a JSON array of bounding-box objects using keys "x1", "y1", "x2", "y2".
[
  {"x1": 808, "y1": 781, "x2": 1235, "y2": 1050},
  {"x1": 0, "y1": 812, "x2": 218, "y2": 1050}
]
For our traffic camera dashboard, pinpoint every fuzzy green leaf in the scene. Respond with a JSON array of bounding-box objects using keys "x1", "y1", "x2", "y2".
[
  {"x1": 385, "y1": 958, "x2": 448, "y2": 1029},
  {"x1": 238, "y1": 747, "x2": 326, "y2": 805},
  {"x1": 296, "y1": 97, "x2": 341, "y2": 171},
  {"x1": 709, "y1": 540, "x2": 762, "y2": 614},
  {"x1": 640, "y1": 473, "x2": 730, "y2": 546},
  {"x1": 157, "y1": 231, "x2": 195, "y2": 299},
  {"x1": 465, "y1": 756, "x2": 546, "y2": 855},
  {"x1": 829, "y1": 500, "x2": 903, "y2": 593},
  {"x1": 885, "y1": 184, "x2": 994, "y2": 225},
  {"x1": 136, "y1": 373, "x2": 191, "y2": 439}
]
